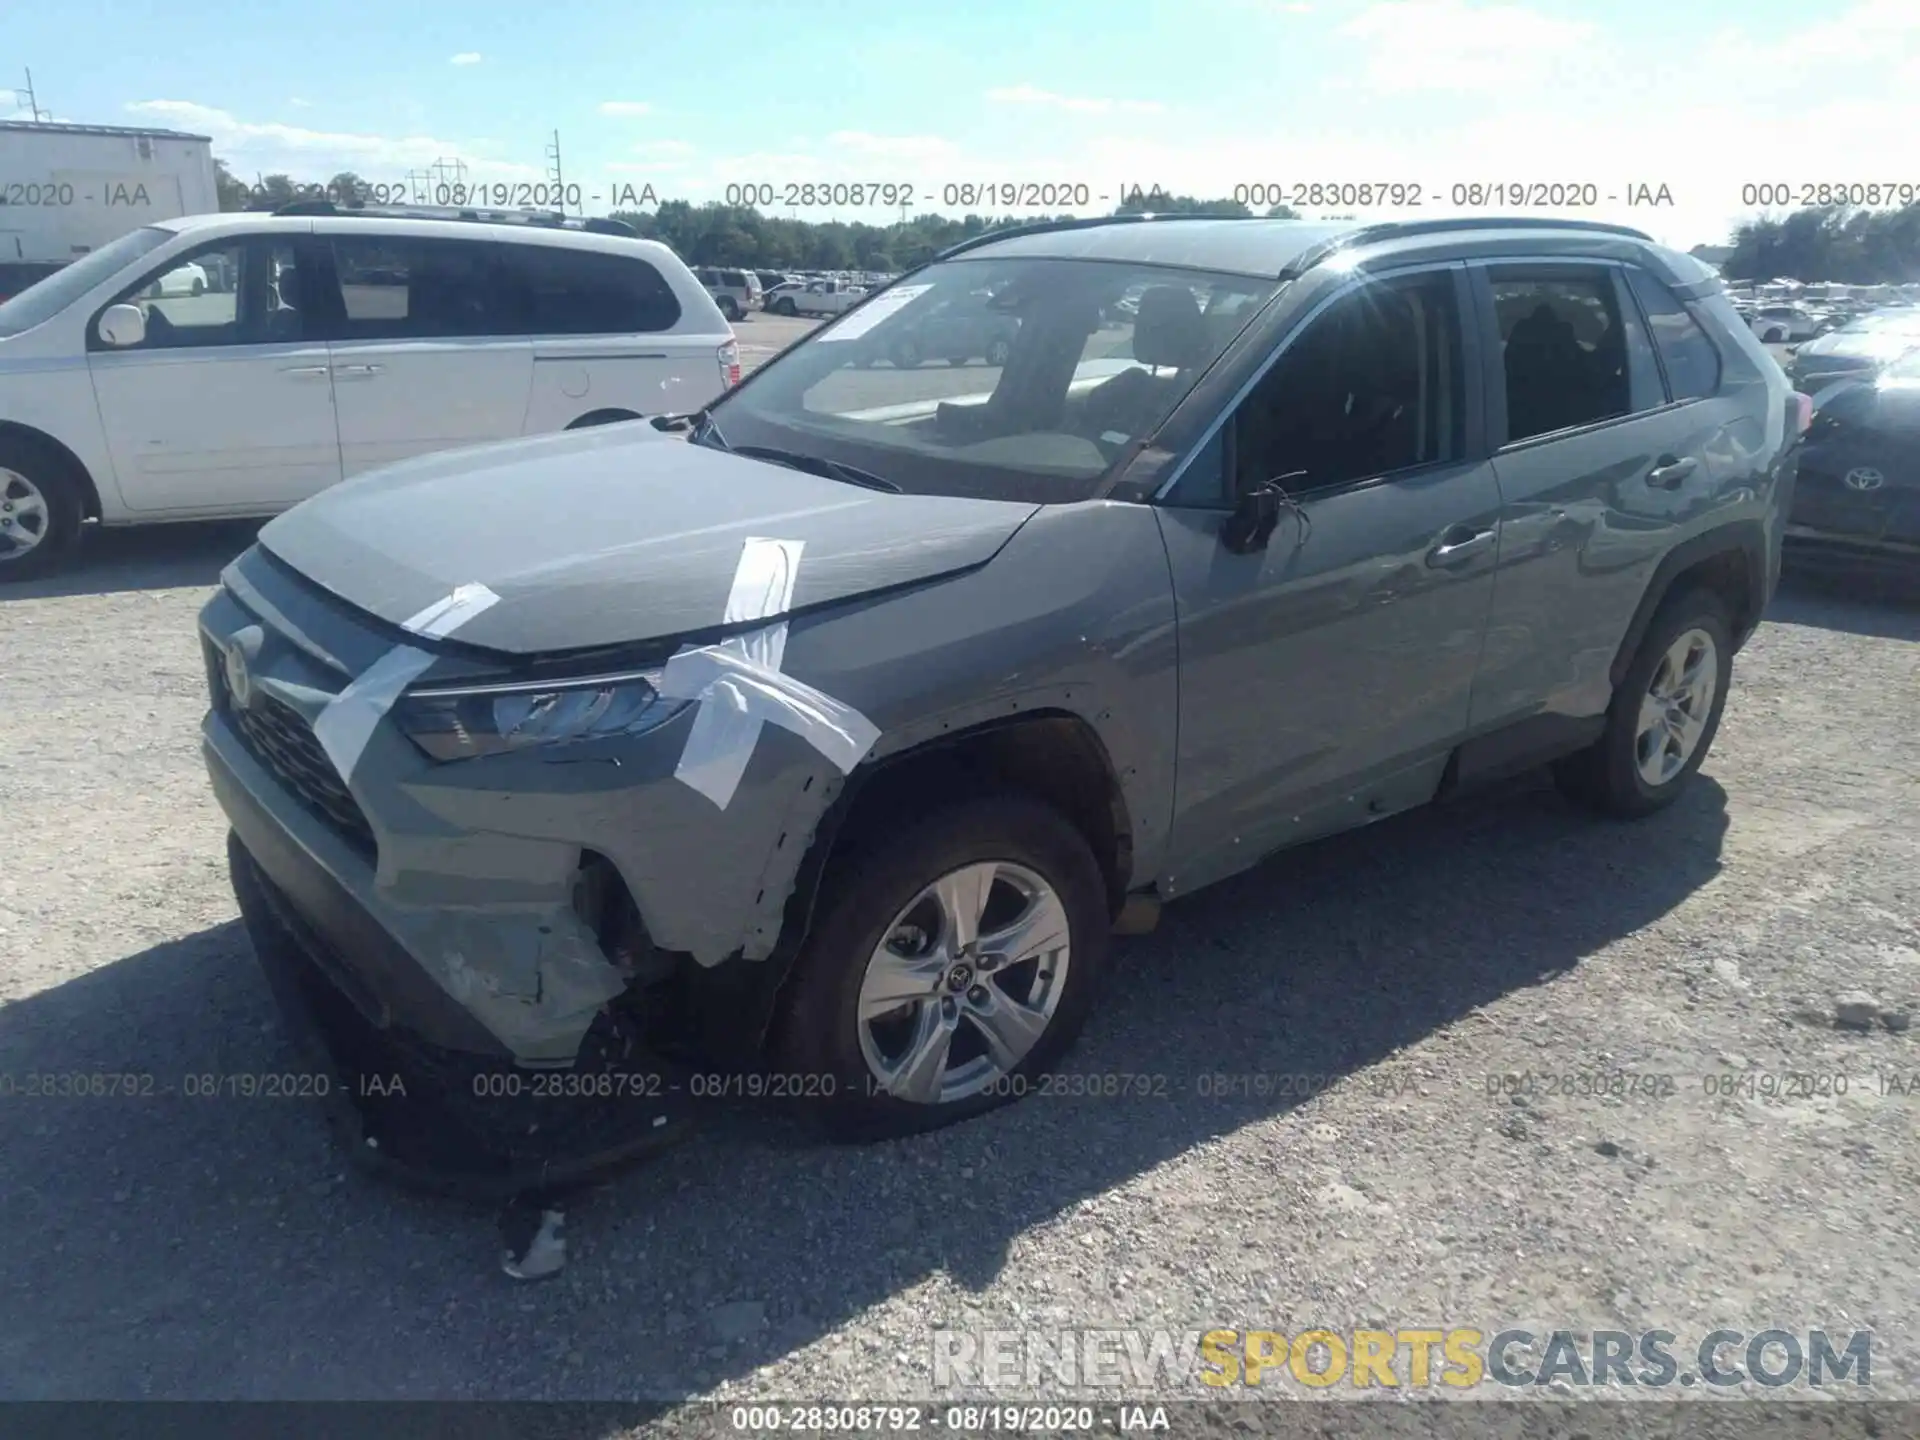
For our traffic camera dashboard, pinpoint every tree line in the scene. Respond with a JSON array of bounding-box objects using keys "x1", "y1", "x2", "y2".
[
  {"x1": 1721, "y1": 204, "x2": 1920, "y2": 284},
  {"x1": 214, "y1": 158, "x2": 1292, "y2": 272}
]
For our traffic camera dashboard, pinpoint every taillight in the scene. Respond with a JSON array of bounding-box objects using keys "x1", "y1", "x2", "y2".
[
  {"x1": 1790, "y1": 390, "x2": 1813, "y2": 435},
  {"x1": 718, "y1": 340, "x2": 741, "y2": 389}
]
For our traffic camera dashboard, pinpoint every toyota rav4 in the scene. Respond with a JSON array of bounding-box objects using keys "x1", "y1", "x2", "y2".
[{"x1": 196, "y1": 214, "x2": 1807, "y2": 1189}]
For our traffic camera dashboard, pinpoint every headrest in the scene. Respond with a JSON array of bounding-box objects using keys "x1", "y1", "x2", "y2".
[{"x1": 1133, "y1": 285, "x2": 1208, "y2": 369}]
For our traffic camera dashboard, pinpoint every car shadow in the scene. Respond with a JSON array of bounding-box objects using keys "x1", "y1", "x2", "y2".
[
  {"x1": 0, "y1": 520, "x2": 261, "y2": 601},
  {"x1": 1771, "y1": 568, "x2": 1920, "y2": 640},
  {"x1": 0, "y1": 770, "x2": 1729, "y2": 1403}
]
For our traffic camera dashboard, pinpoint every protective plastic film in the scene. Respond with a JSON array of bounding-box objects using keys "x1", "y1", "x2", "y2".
[
  {"x1": 659, "y1": 537, "x2": 881, "y2": 808},
  {"x1": 311, "y1": 582, "x2": 501, "y2": 780}
]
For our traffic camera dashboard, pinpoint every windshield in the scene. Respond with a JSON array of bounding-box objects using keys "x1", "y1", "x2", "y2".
[
  {"x1": 0, "y1": 226, "x2": 174, "y2": 338},
  {"x1": 705, "y1": 256, "x2": 1282, "y2": 503}
]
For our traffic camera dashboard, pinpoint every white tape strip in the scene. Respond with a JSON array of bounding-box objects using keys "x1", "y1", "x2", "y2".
[
  {"x1": 659, "y1": 537, "x2": 880, "y2": 809},
  {"x1": 311, "y1": 582, "x2": 501, "y2": 781}
]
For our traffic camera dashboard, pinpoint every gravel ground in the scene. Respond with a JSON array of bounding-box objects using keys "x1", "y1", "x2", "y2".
[{"x1": 2, "y1": 466, "x2": 1917, "y2": 1419}]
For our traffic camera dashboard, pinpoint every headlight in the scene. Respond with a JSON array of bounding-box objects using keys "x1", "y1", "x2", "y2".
[{"x1": 394, "y1": 668, "x2": 687, "y2": 762}]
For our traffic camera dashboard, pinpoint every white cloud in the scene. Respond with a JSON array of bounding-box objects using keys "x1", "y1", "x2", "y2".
[
  {"x1": 598, "y1": 101, "x2": 652, "y2": 117},
  {"x1": 1337, "y1": 0, "x2": 1597, "y2": 92},
  {"x1": 449, "y1": 52, "x2": 482, "y2": 66},
  {"x1": 984, "y1": 84, "x2": 1166, "y2": 116},
  {"x1": 124, "y1": 100, "x2": 543, "y2": 182},
  {"x1": 288, "y1": 97, "x2": 312, "y2": 109},
  {"x1": 631, "y1": 139, "x2": 696, "y2": 158},
  {"x1": 826, "y1": 130, "x2": 964, "y2": 162}
]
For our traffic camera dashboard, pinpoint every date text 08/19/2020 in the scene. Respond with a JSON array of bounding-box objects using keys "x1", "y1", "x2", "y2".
[{"x1": 217, "y1": 178, "x2": 1684, "y2": 214}]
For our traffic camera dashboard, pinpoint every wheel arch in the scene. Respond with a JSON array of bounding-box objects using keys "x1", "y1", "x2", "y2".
[
  {"x1": 565, "y1": 408, "x2": 644, "y2": 430},
  {"x1": 1609, "y1": 523, "x2": 1767, "y2": 692},
  {"x1": 694, "y1": 711, "x2": 1135, "y2": 1064},
  {"x1": 0, "y1": 421, "x2": 103, "y2": 522}
]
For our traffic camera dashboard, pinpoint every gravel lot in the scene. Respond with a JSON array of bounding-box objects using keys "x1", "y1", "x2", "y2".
[{"x1": 2, "y1": 360, "x2": 1917, "y2": 1417}]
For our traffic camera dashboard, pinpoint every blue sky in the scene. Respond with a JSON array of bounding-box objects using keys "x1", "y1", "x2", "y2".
[{"x1": 8, "y1": 0, "x2": 1919, "y2": 247}]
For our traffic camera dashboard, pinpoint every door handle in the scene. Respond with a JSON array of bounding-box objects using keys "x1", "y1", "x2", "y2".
[
  {"x1": 280, "y1": 365, "x2": 330, "y2": 377},
  {"x1": 1648, "y1": 455, "x2": 1697, "y2": 488},
  {"x1": 1426, "y1": 526, "x2": 1496, "y2": 568},
  {"x1": 333, "y1": 363, "x2": 384, "y2": 377}
]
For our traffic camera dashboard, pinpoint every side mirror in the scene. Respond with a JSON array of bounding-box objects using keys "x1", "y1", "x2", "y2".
[
  {"x1": 96, "y1": 303, "x2": 147, "y2": 348},
  {"x1": 1221, "y1": 471, "x2": 1309, "y2": 554}
]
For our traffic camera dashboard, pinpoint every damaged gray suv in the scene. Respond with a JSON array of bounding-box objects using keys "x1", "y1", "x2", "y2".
[{"x1": 199, "y1": 214, "x2": 1803, "y2": 1188}]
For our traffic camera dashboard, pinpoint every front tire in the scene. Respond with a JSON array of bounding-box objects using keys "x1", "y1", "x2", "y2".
[
  {"x1": 0, "y1": 437, "x2": 84, "y2": 582},
  {"x1": 1553, "y1": 588, "x2": 1733, "y2": 818},
  {"x1": 779, "y1": 794, "x2": 1109, "y2": 1141}
]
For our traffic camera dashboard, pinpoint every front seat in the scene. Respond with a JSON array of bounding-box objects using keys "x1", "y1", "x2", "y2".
[
  {"x1": 1504, "y1": 302, "x2": 1586, "y2": 439},
  {"x1": 1083, "y1": 285, "x2": 1209, "y2": 439}
]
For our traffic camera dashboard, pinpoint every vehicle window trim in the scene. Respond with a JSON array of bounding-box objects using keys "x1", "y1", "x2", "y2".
[
  {"x1": 1151, "y1": 259, "x2": 1480, "y2": 510},
  {"x1": 85, "y1": 234, "x2": 298, "y2": 354},
  {"x1": 1610, "y1": 266, "x2": 1672, "y2": 410},
  {"x1": 1620, "y1": 263, "x2": 1724, "y2": 407}
]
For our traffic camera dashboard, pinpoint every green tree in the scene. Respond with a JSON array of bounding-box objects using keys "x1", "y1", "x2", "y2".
[
  {"x1": 212, "y1": 158, "x2": 251, "y2": 212},
  {"x1": 328, "y1": 171, "x2": 369, "y2": 207}
]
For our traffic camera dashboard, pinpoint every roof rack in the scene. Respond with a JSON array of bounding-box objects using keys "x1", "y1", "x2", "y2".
[
  {"x1": 1282, "y1": 215, "x2": 1656, "y2": 278},
  {"x1": 270, "y1": 200, "x2": 637, "y2": 237},
  {"x1": 935, "y1": 211, "x2": 1259, "y2": 262}
]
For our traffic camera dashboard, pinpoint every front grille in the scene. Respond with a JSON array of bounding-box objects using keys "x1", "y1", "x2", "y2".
[{"x1": 208, "y1": 639, "x2": 376, "y2": 858}]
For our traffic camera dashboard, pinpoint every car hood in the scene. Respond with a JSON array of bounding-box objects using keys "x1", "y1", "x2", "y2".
[{"x1": 258, "y1": 423, "x2": 1040, "y2": 656}]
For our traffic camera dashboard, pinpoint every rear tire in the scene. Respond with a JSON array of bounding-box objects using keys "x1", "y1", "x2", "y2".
[
  {"x1": 719, "y1": 296, "x2": 742, "y2": 321},
  {"x1": 778, "y1": 794, "x2": 1108, "y2": 1142},
  {"x1": 1553, "y1": 587, "x2": 1733, "y2": 818},
  {"x1": 0, "y1": 436, "x2": 84, "y2": 582}
]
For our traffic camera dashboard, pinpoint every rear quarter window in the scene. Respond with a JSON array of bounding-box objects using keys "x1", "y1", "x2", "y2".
[
  {"x1": 504, "y1": 245, "x2": 683, "y2": 334},
  {"x1": 1625, "y1": 268, "x2": 1723, "y2": 401}
]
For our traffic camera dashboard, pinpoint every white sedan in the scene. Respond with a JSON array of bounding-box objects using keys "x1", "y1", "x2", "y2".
[{"x1": 146, "y1": 261, "x2": 209, "y2": 299}]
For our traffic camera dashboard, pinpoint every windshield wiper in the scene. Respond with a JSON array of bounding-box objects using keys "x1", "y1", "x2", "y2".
[{"x1": 729, "y1": 445, "x2": 902, "y2": 493}]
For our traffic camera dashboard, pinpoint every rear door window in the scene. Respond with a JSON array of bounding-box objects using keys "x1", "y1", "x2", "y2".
[{"x1": 1485, "y1": 269, "x2": 1633, "y2": 443}]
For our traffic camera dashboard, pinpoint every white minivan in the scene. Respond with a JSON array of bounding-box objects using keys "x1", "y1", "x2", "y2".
[{"x1": 0, "y1": 207, "x2": 741, "y2": 579}]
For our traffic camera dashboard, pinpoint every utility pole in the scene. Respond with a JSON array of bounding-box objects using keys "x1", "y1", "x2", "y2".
[
  {"x1": 543, "y1": 130, "x2": 568, "y2": 212},
  {"x1": 14, "y1": 68, "x2": 51, "y2": 122},
  {"x1": 426, "y1": 155, "x2": 469, "y2": 203}
]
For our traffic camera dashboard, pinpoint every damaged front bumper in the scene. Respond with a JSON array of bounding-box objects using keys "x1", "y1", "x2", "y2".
[
  {"x1": 196, "y1": 556, "x2": 840, "y2": 1192},
  {"x1": 229, "y1": 829, "x2": 696, "y2": 1198}
]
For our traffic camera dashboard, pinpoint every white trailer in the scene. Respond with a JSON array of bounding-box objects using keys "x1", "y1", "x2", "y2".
[{"x1": 0, "y1": 120, "x2": 217, "y2": 267}]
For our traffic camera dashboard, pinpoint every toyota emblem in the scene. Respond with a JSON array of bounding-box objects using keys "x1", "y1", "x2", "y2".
[
  {"x1": 223, "y1": 637, "x2": 253, "y2": 708},
  {"x1": 1843, "y1": 467, "x2": 1886, "y2": 492}
]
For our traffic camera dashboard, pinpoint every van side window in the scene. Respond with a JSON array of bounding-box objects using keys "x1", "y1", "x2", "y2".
[
  {"x1": 1487, "y1": 270, "x2": 1631, "y2": 443},
  {"x1": 503, "y1": 246, "x2": 682, "y2": 334},
  {"x1": 103, "y1": 239, "x2": 302, "y2": 350},
  {"x1": 329, "y1": 237, "x2": 511, "y2": 339}
]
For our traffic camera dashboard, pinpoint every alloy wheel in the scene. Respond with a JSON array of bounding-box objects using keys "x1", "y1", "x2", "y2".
[
  {"x1": 856, "y1": 860, "x2": 1072, "y2": 1104},
  {"x1": 1634, "y1": 627, "x2": 1719, "y2": 786},
  {"x1": 0, "y1": 468, "x2": 50, "y2": 563}
]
